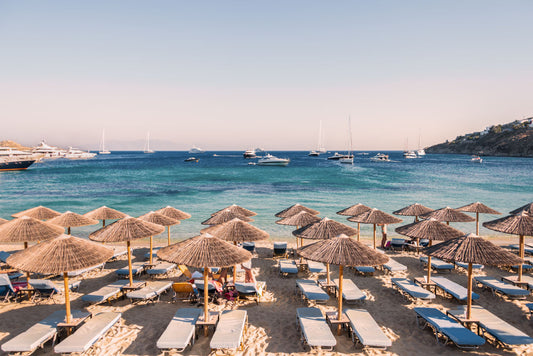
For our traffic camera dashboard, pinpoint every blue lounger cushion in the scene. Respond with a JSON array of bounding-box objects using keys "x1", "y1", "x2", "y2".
[
  {"x1": 474, "y1": 276, "x2": 530, "y2": 298},
  {"x1": 419, "y1": 257, "x2": 454, "y2": 271},
  {"x1": 455, "y1": 262, "x2": 484, "y2": 270},
  {"x1": 392, "y1": 278, "x2": 435, "y2": 300},
  {"x1": 502, "y1": 275, "x2": 533, "y2": 291},
  {"x1": 307, "y1": 261, "x2": 326, "y2": 273},
  {"x1": 296, "y1": 307, "x2": 336, "y2": 350},
  {"x1": 147, "y1": 263, "x2": 177, "y2": 275},
  {"x1": 144, "y1": 247, "x2": 161, "y2": 259},
  {"x1": 428, "y1": 276, "x2": 479, "y2": 301},
  {"x1": 68, "y1": 263, "x2": 105, "y2": 277},
  {"x1": 296, "y1": 279, "x2": 329, "y2": 303},
  {"x1": 0, "y1": 251, "x2": 14, "y2": 263},
  {"x1": 383, "y1": 258, "x2": 407, "y2": 272},
  {"x1": 355, "y1": 266, "x2": 375, "y2": 274},
  {"x1": 126, "y1": 281, "x2": 172, "y2": 301},
  {"x1": 116, "y1": 262, "x2": 145, "y2": 276},
  {"x1": 279, "y1": 259, "x2": 298, "y2": 275}
]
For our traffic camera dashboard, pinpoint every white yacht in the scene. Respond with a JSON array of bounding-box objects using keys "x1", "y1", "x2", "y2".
[
  {"x1": 417, "y1": 133, "x2": 425, "y2": 156},
  {"x1": 189, "y1": 145, "x2": 205, "y2": 154},
  {"x1": 32, "y1": 140, "x2": 66, "y2": 158},
  {"x1": 370, "y1": 153, "x2": 391, "y2": 162},
  {"x1": 308, "y1": 150, "x2": 319, "y2": 157},
  {"x1": 257, "y1": 154, "x2": 290, "y2": 166},
  {"x1": 243, "y1": 149, "x2": 257, "y2": 158},
  {"x1": 64, "y1": 147, "x2": 97, "y2": 160},
  {"x1": 471, "y1": 155, "x2": 483, "y2": 163},
  {"x1": 99, "y1": 129, "x2": 111, "y2": 154},
  {"x1": 403, "y1": 151, "x2": 417, "y2": 159},
  {"x1": 327, "y1": 152, "x2": 353, "y2": 160}
]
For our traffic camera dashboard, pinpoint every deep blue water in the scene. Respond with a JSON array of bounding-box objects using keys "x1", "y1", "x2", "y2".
[{"x1": 0, "y1": 151, "x2": 531, "y2": 241}]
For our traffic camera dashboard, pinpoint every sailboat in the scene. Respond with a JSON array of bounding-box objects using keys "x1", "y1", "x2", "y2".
[
  {"x1": 143, "y1": 132, "x2": 155, "y2": 154},
  {"x1": 309, "y1": 121, "x2": 327, "y2": 156},
  {"x1": 99, "y1": 130, "x2": 111, "y2": 154},
  {"x1": 340, "y1": 117, "x2": 354, "y2": 164},
  {"x1": 403, "y1": 138, "x2": 417, "y2": 159},
  {"x1": 417, "y1": 133, "x2": 426, "y2": 156}
]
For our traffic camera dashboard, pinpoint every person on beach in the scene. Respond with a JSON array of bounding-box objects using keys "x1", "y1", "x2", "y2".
[{"x1": 380, "y1": 224, "x2": 388, "y2": 249}]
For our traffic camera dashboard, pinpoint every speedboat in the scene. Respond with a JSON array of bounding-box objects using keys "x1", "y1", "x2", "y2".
[
  {"x1": 243, "y1": 149, "x2": 257, "y2": 158},
  {"x1": 257, "y1": 154, "x2": 290, "y2": 166},
  {"x1": 327, "y1": 152, "x2": 353, "y2": 160},
  {"x1": 370, "y1": 153, "x2": 391, "y2": 162},
  {"x1": 308, "y1": 150, "x2": 320, "y2": 157},
  {"x1": 184, "y1": 157, "x2": 199, "y2": 162},
  {"x1": 471, "y1": 155, "x2": 483, "y2": 163},
  {"x1": 403, "y1": 150, "x2": 417, "y2": 159},
  {"x1": 64, "y1": 147, "x2": 97, "y2": 159},
  {"x1": 189, "y1": 146, "x2": 205, "y2": 154}
]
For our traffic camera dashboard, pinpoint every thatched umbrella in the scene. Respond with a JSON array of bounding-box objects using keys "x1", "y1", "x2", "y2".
[
  {"x1": 348, "y1": 209, "x2": 403, "y2": 249},
  {"x1": 396, "y1": 218, "x2": 464, "y2": 281},
  {"x1": 202, "y1": 218, "x2": 269, "y2": 282},
  {"x1": 48, "y1": 211, "x2": 99, "y2": 235},
  {"x1": 276, "y1": 211, "x2": 321, "y2": 248},
  {"x1": 423, "y1": 233, "x2": 521, "y2": 320},
  {"x1": 483, "y1": 212, "x2": 533, "y2": 282},
  {"x1": 337, "y1": 203, "x2": 372, "y2": 240},
  {"x1": 211, "y1": 204, "x2": 257, "y2": 217},
  {"x1": 293, "y1": 218, "x2": 357, "y2": 284},
  {"x1": 201, "y1": 209, "x2": 253, "y2": 226},
  {"x1": 393, "y1": 203, "x2": 434, "y2": 222},
  {"x1": 138, "y1": 211, "x2": 180, "y2": 264},
  {"x1": 155, "y1": 206, "x2": 191, "y2": 246},
  {"x1": 157, "y1": 233, "x2": 252, "y2": 335},
  {"x1": 419, "y1": 206, "x2": 475, "y2": 225},
  {"x1": 84, "y1": 206, "x2": 127, "y2": 227},
  {"x1": 298, "y1": 234, "x2": 389, "y2": 333},
  {"x1": 89, "y1": 216, "x2": 165, "y2": 286},
  {"x1": 6, "y1": 234, "x2": 112, "y2": 324},
  {"x1": 510, "y1": 202, "x2": 533, "y2": 215},
  {"x1": 456, "y1": 202, "x2": 501, "y2": 235},
  {"x1": 0, "y1": 218, "x2": 8, "y2": 225},
  {"x1": 274, "y1": 204, "x2": 319, "y2": 218},
  {"x1": 12, "y1": 205, "x2": 61, "y2": 220}
]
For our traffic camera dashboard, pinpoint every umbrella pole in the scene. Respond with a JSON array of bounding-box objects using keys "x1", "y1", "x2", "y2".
[
  {"x1": 326, "y1": 263, "x2": 331, "y2": 285},
  {"x1": 415, "y1": 216, "x2": 419, "y2": 222},
  {"x1": 102, "y1": 219, "x2": 106, "y2": 227},
  {"x1": 519, "y1": 235, "x2": 524, "y2": 282},
  {"x1": 296, "y1": 226, "x2": 299, "y2": 249},
  {"x1": 149, "y1": 236, "x2": 153, "y2": 265},
  {"x1": 127, "y1": 241, "x2": 133, "y2": 286},
  {"x1": 357, "y1": 223, "x2": 360, "y2": 241},
  {"x1": 475, "y1": 212, "x2": 479, "y2": 235},
  {"x1": 467, "y1": 262, "x2": 473, "y2": 320},
  {"x1": 416, "y1": 238, "x2": 420, "y2": 256},
  {"x1": 337, "y1": 265, "x2": 343, "y2": 335},
  {"x1": 203, "y1": 268, "x2": 209, "y2": 336},
  {"x1": 426, "y1": 240, "x2": 432, "y2": 283},
  {"x1": 373, "y1": 224, "x2": 376, "y2": 249},
  {"x1": 63, "y1": 272, "x2": 71, "y2": 324},
  {"x1": 24, "y1": 242, "x2": 30, "y2": 284},
  {"x1": 233, "y1": 242, "x2": 238, "y2": 283},
  {"x1": 167, "y1": 226, "x2": 171, "y2": 246},
  {"x1": 67, "y1": 227, "x2": 71, "y2": 235}
]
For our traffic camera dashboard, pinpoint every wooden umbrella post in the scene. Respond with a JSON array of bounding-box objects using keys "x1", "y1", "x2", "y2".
[
  {"x1": 415, "y1": 216, "x2": 419, "y2": 222},
  {"x1": 466, "y1": 262, "x2": 473, "y2": 320},
  {"x1": 357, "y1": 223, "x2": 360, "y2": 241},
  {"x1": 426, "y1": 240, "x2": 433, "y2": 283},
  {"x1": 167, "y1": 226, "x2": 171, "y2": 246},
  {"x1": 102, "y1": 219, "x2": 106, "y2": 227},
  {"x1": 475, "y1": 212, "x2": 479, "y2": 235},
  {"x1": 326, "y1": 263, "x2": 331, "y2": 285},
  {"x1": 295, "y1": 225, "x2": 299, "y2": 249},
  {"x1": 203, "y1": 268, "x2": 209, "y2": 336},
  {"x1": 63, "y1": 272, "x2": 71, "y2": 324},
  {"x1": 67, "y1": 227, "x2": 71, "y2": 235},
  {"x1": 233, "y1": 242, "x2": 238, "y2": 283},
  {"x1": 127, "y1": 241, "x2": 133, "y2": 286},
  {"x1": 24, "y1": 242, "x2": 30, "y2": 284},
  {"x1": 519, "y1": 235, "x2": 524, "y2": 282},
  {"x1": 149, "y1": 236, "x2": 153, "y2": 265},
  {"x1": 373, "y1": 224, "x2": 376, "y2": 249},
  {"x1": 337, "y1": 265, "x2": 343, "y2": 335}
]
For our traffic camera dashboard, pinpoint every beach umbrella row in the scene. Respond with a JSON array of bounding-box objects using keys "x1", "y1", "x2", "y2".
[
  {"x1": 276, "y1": 211, "x2": 320, "y2": 248},
  {"x1": 138, "y1": 211, "x2": 179, "y2": 264}
]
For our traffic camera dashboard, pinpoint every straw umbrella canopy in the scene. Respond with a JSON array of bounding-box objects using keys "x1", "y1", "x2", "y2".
[
  {"x1": 6, "y1": 234, "x2": 113, "y2": 324},
  {"x1": 12, "y1": 205, "x2": 61, "y2": 220},
  {"x1": 202, "y1": 218, "x2": 269, "y2": 282},
  {"x1": 276, "y1": 211, "x2": 321, "y2": 248},
  {"x1": 348, "y1": 209, "x2": 403, "y2": 248},
  {"x1": 0, "y1": 218, "x2": 8, "y2": 225},
  {"x1": 157, "y1": 233, "x2": 252, "y2": 335},
  {"x1": 419, "y1": 206, "x2": 475, "y2": 226},
  {"x1": 47, "y1": 211, "x2": 99, "y2": 235},
  {"x1": 211, "y1": 204, "x2": 257, "y2": 217},
  {"x1": 201, "y1": 209, "x2": 253, "y2": 226},
  {"x1": 84, "y1": 206, "x2": 127, "y2": 227},
  {"x1": 298, "y1": 234, "x2": 389, "y2": 333},
  {"x1": 138, "y1": 211, "x2": 180, "y2": 264},
  {"x1": 510, "y1": 202, "x2": 533, "y2": 215},
  {"x1": 395, "y1": 218, "x2": 464, "y2": 281},
  {"x1": 336, "y1": 203, "x2": 372, "y2": 240},
  {"x1": 155, "y1": 206, "x2": 191, "y2": 246},
  {"x1": 274, "y1": 204, "x2": 319, "y2": 218},
  {"x1": 483, "y1": 212, "x2": 533, "y2": 282},
  {"x1": 456, "y1": 202, "x2": 501, "y2": 235},
  {"x1": 89, "y1": 216, "x2": 165, "y2": 286},
  {"x1": 423, "y1": 233, "x2": 522, "y2": 320},
  {"x1": 393, "y1": 203, "x2": 434, "y2": 222}
]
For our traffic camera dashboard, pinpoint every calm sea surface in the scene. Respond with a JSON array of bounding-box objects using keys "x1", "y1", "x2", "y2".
[{"x1": 0, "y1": 151, "x2": 531, "y2": 241}]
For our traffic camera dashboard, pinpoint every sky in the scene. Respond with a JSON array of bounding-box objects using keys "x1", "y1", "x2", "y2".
[{"x1": 1, "y1": 1, "x2": 533, "y2": 151}]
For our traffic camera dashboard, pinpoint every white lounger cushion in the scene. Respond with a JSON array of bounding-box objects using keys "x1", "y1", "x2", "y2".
[
  {"x1": 126, "y1": 281, "x2": 172, "y2": 300},
  {"x1": 68, "y1": 263, "x2": 105, "y2": 277},
  {"x1": 279, "y1": 260, "x2": 298, "y2": 274},
  {"x1": 333, "y1": 278, "x2": 365, "y2": 301},
  {"x1": 157, "y1": 308, "x2": 202, "y2": 351},
  {"x1": 307, "y1": 261, "x2": 327, "y2": 273},
  {"x1": 383, "y1": 258, "x2": 407, "y2": 272},
  {"x1": 54, "y1": 312, "x2": 121, "y2": 353},
  {"x1": 81, "y1": 280, "x2": 137, "y2": 303},
  {"x1": 116, "y1": 262, "x2": 145, "y2": 275},
  {"x1": 210, "y1": 310, "x2": 247, "y2": 350},
  {"x1": 392, "y1": 278, "x2": 435, "y2": 300},
  {"x1": 296, "y1": 279, "x2": 329, "y2": 302},
  {"x1": 345, "y1": 309, "x2": 391, "y2": 348},
  {"x1": 146, "y1": 263, "x2": 177, "y2": 275},
  {"x1": 296, "y1": 307, "x2": 336, "y2": 348},
  {"x1": 428, "y1": 276, "x2": 479, "y2": 301}
]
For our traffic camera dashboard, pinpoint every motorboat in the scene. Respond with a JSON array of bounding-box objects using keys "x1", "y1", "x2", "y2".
[
  {"x1": 64, "y1": 147, "x2": 97, "y2": 160},
  {"x1": 327, "y1": 152, "x2": 345, "y2": 160},
  {"x1": 308, "y1": 150, "x2": 319, "y2": 157},
  {"x1": 471, "y1": 155, "x2": 483, "y2": 163},
  {"x1": 403, "y1": 151, "x2": 417, "y2": 159},
  {"x1": 257, "y1": 154, "x2": 290, "y2": 166},
  {"x1": 243, "y1": 149, "x2": 257, "y2": 158},
  {"x1": 31, "y1": 140, "x2": 66, "y2": 159},
  {"x1": 189, "y1": 146, "x2": 205, "y2": 154},
  {"x1": 417, "y1": 149, "x2": 426, "y2": 156},
  {"x1": 0, "y1": 156, "x2": 36, "y2": 171},
  {"x1": 370, "y1": 153, "x2": 391, "y2": 162},
  {"x1": 184, "y1": 157, "x2": 199, "y2": 162},
  {"x1": 339, "y1": 157, "x2": 353, "y2": 164}
]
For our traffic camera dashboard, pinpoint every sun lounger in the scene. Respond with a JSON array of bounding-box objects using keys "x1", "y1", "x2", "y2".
[
  {"x1": 242, "y1": 242, "x2": 255, "y2": 254},
  {"x1": 345, "y1": 308, "x2": 391, "y2": 349},
  {"x1": 511, "y1": 263, "x2": 533, "y2": 271},
  {"x1": 501, "y1": 275, "x2": 533, "y2": 291},
  {"x1": 210, "y1": 310, "x2": 247, "y2": 352},
  {"x1": 235, "y1": 281, "x2": 265, "y2": 303},
  {"x1": 526, "y1": 303, "x2": 533, "y2": 317},
  {"x1": 115, "y1": 262, "x2": 145, "y2": 277},
  {"x1": 296, "y1": 279, "x2": 329, "y2": 304},
  {"x1": 383, "y1": 258, "x2": 407, "y2": 274},
  {"x1": 28, "y1": 279, "x2": 81, "y2": 303},
  {"x1": 296, "y1": 307, "x2": 336, "y2": 351},
  {"x1": 474, "y1": 276, "x2": 530, "y2": 299},
  {"x1": 146, "y1": 262, "x2": 177, "y2": 276},
  {"x1": 428, "y1": 276, "x2": 479, "y2": 301},
  {"x1": 68, "y1": 263, "x2": 105, "y2": 277},
  {"x1": 333, "y1": 278, "x2": 366, "y2": 303},
  {"x1": 279, "y1": 259, "x2": 298, "y2": 276},
  {"x1": 454, "y1": 262, "x2": 484, "y2": 271},
  {"x1": 0, "y1": 250, "x2": 14, "y2": 263},
  {"x1": 54, "y1": 312, "x2": 121, "y2": 354},
  {"x1": 307, "y1": 261, "x2": 326, "y2": 273},
  {"x1": 1, "y1": 310, "x2": 90, "y2": 354},
  {"x1": 144, "y1": 247, "x2": 161, "y2": 260},
  {"x1": 354, "y1": 266, "x2": 375, "y2": 275},
  {"x1": 414, "y1": 307, "x2": 485, "y2": 349},
  {"x1": 419, "y1": 256, "x2": 454, "y2": 272},
  {"x1": 0, "y1": 273, "x2": 18, "y2": 303},
  {"x1": 81, "y1": 279, "x2": 138, "y2": 304},
  {"x1": 448, "y1": 305, "x2": 533, "y2": 347},
  {"x1": 506, "y1": 244, "x2": 533, "y2": 255},
  {"x1": 391, "y1": 278, "x2": 435, "y2": 301},
  {"x1": 193, "y1": 279, "x2": 216, "y2": 292},
  {"x1": 172, "y1": 282, "x2": 198, "y2": 302},
  {"x1": 390, "y1": 238, "x2": 406, "y2": 251},
  {"x1": 126, "y1": 281, "x2": 172, "y2": 303},
  {"x1": 110, "y1": 247, "x2": 127, "y2": 260},
  {"x1": 273, "y1": 242, "x2": 288, "y2": 258},
  {"x1": 157, "y1": 308, "x2": 202, "y2": 352}
]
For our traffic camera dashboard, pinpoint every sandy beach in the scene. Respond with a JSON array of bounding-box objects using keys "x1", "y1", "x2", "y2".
[{"x1": 1, "y1": 236, "x2": 532, "y2": 356}]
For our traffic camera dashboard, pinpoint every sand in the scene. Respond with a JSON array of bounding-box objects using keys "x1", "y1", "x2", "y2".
[{"x1": 1, "y1": 236, "x2": 533, "y2": 356}]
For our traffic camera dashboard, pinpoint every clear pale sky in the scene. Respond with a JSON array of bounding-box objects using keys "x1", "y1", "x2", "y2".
[{"x1": 1, "y1": 1, "x2": 532, "y2": 151}]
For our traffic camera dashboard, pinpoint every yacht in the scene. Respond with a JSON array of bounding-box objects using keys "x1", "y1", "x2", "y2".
[
  {"x1": 370, "y1": 153, "x2": 391, "y2": 162},
  {"x1": 403, "y1": 151, "x2": 418, "y2": 159},
  {"x1": 99, "y1": 129, "x2": 111, "y2": 154},
  {"x1": 471, "y1": 155, "x2": 483, "y2": 163},
  {"x1": 143, "y1": 132, "x2": 155, "y2": 153},
  {"x1": 243, "y1": 149, "x2": 257, "y2": 158},
  {"x1": 327, "y1": 152, "x2": 353, "y2": 160},
  {"x1": 184, "y1": 157, "x2": 199, "y2": 162},
  {"x1": 257, "y1": 154, "x2": 290, "y2": 166},
  {"x1": 189, "y1": 145, "x2": 205, "y2": 154},
  {"x1": 31, "y1": 140, "x2": 66, "y2": 159},
  {"x1": 417, "y1": 133, "x2": 425, "y2": 156},
  {"x1": 308, "y1": 150, "x2": 319, "y2": 157},
  {"x1": 0, "y1": 156, "x2": 37, "y2": 171},
  {"x1": 64, "y1": 147, "x2": 97, "y2": 160}
]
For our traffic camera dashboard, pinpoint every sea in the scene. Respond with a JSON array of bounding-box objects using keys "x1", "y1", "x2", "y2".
[{"x1": 0, "y1": 151, "x2": 531, "y2": 242}]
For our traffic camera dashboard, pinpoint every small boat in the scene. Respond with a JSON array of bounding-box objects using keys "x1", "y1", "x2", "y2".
[
  {"x1": 339, "y1": 117, "x2": 354, "y2": 164},
  {"x1": 189, "y1": 145, "x2": 205, "y2": 154},
  {"x1": 471, "y1": 155, "x2": 483, "y2": 163},
  {"x1": 99, "y1": 129, "x2": 111, "y2": 154},
  {"x1": 308, "y1": 150, "x2": 320, "y2": 157},
  {"x1": 64, "y1": 147, "x2": 97, "y2": 159},
  {"x1": 370, "y1": 153, "x2": 391, "y2": 162},
  {"x1": 257, "y1": 154, "x2": 290, "y2": 166},
  {"x1": 0, "y1": 156, "x2": 36, "y2": 171},
  {"x1": 417, "y1": 133, "x2": 425, "y2": 156},
  {"x1": 403, "y1": 151, "x2": 417, "y2": 159},
  {"x1": 185, "y1": 157, "x2": 199, "y2": 162},
  {"x1": 143, "y1": 132, "x2": 155, "y2": 154},
  {"x1": 243, "y1": 149, "x2": 257, "y2": 158}
]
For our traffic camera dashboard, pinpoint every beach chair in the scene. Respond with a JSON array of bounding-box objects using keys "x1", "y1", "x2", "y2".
[
  {"x1": 474, "y1": 276, "x2": 530, "y2": 300},
  {"x1": 110, "y1": 247, "x2": 127, "y2": 260},
  {"x1": 382, "y1": 258, "x2": 407, "y2": 274},
  {"x1": 210, "y1": 310, "x2": 248, "y2": 352},
  {"x1": 345, "y1": 308, "x2": 391, "y2": 349},
  {"x1": 0, "y1": 250, "x2": 13, "y2": 264},
  {"x1": 510, "y1": 263, "x2": 533, "y2": 272},
  {"x1": 506, "y1": 244, "x2": 533, "y2": 255},
  {"x1": 28, "y1": 279, "x2": 81, "y2": 303},
  {"x1": 296, "y1": 279, "x2": 329, "y2": 304},
  {"x1": 1, "y1": 310, "x2": 90, "y2": 355},
  {"x1": 193, "y1": 279, "x2": 216, "y2": 293},
  {"x1": 448, "y1": 305, "x2": 533, "y2": 348},
  {"x1": 307, "y1": 261, "x2": 327, "y2": 274},
  {"x1": 526, "y1": 303, "x2": 533, "y2": 318},
  {"x1": 428, "y1": 276, "x2": 479, "y2": 302},
  {"x1": 235, "y1": 281, "x2": 266, "y2": 304},
  {"x1": 178, "y1": 265, "x2": 192, "y2": 279},
  {"x1": 0, "y1": 273, "x2": 18, "y2": 303},
  {"x1": 81, "y1": 279, "x2": 138, "y2": 304},
  {"x1": 172, "y1": 282, "x2": 198, "y2": 302},
  {"x1": 146, "y1": 262, "x2": 177, "y2": 277},
  {"x1": 419, "y1": 256, "x2": 454, "y2": 273},
  {"x1": 390, "y1": 238, "x2": 406, "y2": 251},
  {"x1": 273, "y1": 242, "x2": 288, "y2": 258},
  {"x1": 144, "y1": 247, "x2": 161, "y2": 260},
  {"x1": 502, "y1": 275, "x2": 533, "y2": 291},
  {"x1": 391, "y1": 278, "x2": 436, "y2": 302},
  {"x1": 454, "y1": 262, "x2": 484, "y2": 272},
  {"x1": 126, "y1": 281, "x2": 172, "y2": 303},
  {"x1": 115, "y1": 262, "x2": 145, "y2": 277},
  {"x1": 414, "y1": 307, "x2": 485, "y2": 349},
  {"x1": 354, "y1": 266, "x2": 375, "y2": 276},
  {"x1": 333, "y1": 278, "x2": 366, "y2": 303},
  {"x1": 67, "y1": 263, "x2": 105, "y2": 277},
  {"x1": 157, "y1": 308, "x2": 202, "y2": 352},
  {"x1": 242, "y1": 242, "x2": 255, "y2": 254},
  {"x1": 296, "y1": 307, "x2": 336, "y2": 351},
  {"x1": 54, "y1": 312, "x2": 121, "y2": 354},
  {"x1": 279, "y1": 259, "x2": 298, "y2": 277}
]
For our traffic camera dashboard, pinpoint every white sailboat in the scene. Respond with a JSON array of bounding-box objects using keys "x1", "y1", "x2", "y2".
[
  {"x1": 143, "y1": 132, "x2": 155, "y2": 154},
  {"x1": 340, "y1": 117, "x2": 354, "y2": 164},
  {"x1": 417, "y1": 133, "x2": 426, "y2": 156},
  {"x1": 309, "y1": 120, "x2": 327, "y2": 156},
  {"x1": 99, "y1": 129, "x2": 111, "y2": 154}
]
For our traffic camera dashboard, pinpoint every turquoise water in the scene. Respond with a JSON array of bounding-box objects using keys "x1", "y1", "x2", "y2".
[{"x1": 0, "y1": 151, "x2": 531, "y2": 241}]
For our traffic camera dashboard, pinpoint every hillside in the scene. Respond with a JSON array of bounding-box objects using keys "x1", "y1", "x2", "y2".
[
  {"x1": 0, "y1": 140, "x2": 31, "y2": 151},
  {"x1": 426, "y1": 119, "x2": 533, "y2": 157}
]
